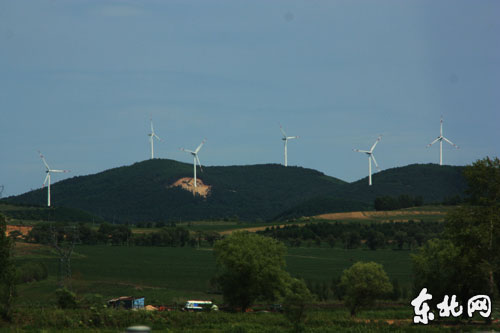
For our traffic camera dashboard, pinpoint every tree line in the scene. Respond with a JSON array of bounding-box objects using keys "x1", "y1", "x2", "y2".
[
  {"x1": 258, "y1": 220, "x2": 443, "y2": 250},
  {"x1": 25, "y1": 222, "x2": 222, "y2": 248}
]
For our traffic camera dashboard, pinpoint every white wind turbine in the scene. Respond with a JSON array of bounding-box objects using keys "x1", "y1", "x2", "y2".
[
  {"x1": 353, "y1": 135, "x2": 382, "y2": 186},
  {"x1": 280, "y1": 124, "x2": 299, "y2": 167},
  {"x1": 181, "y1": 139, "x2": 206, "y2": 188},
  {"x1": 426, "y1": 116, "x2": 459, "y2": 166},
  {"x1": 148, "y1": 117, "x2": 163, "y2": 159},
  {"x1": 39, "y1": 151, "x2": 70, "y2": 207}
]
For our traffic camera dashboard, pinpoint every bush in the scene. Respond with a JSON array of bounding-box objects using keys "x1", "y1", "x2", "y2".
[
  {"x1": 16, "y1": 262, "x2": 48, "y2": 284},
  {"x1": 56, "y1": 288, "x2": 78, "y2": 309},
  {"x1": 339, "y1": 262, "x2": 393, "y2": 316}
]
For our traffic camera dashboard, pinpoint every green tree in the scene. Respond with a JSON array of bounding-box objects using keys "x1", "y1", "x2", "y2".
[
  {"x1": 411, "y1": 239, "x2": 475, "y2": 307},
  {"x1": 283, "y1": 278, "x2": 314, "y2": 333},
  {"x1": 412, "y1": 157, "x2": 500, "y2": 320},
  {"x1": 394, "y1": 231, "x2": 407, "y2": 250},
  {"x1": 0, "y1": 214, "x2": 16, "y2": 320},
  {"x1": 213, "y1": 232, "x2": 291, "y2": 312},
  {"x1": 366, "y1": 231, "x2": 385, "y2": 250},
  {"x1": 339, "y1": 261, "x2": 392, "y2": 316},
  {"x1": 446, "y1": 157, "x2": 500, "y2": 302}
]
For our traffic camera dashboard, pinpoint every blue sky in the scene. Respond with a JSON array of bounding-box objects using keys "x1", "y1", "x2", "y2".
[{"x1": 1, "y1": 0, "x2": 499, "y2": 197}]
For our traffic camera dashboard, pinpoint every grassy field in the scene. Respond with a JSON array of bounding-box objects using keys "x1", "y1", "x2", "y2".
[{"x1": 14, "y1": 243, "x2": 414, "y2": 308}]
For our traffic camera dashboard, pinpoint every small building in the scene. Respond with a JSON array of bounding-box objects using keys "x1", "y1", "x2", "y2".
[{"x1": 108, "y1": 296, "x2": 145, "y2": 310}]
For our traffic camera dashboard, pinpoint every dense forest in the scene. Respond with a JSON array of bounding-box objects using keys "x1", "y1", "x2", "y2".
[{"x1": 2, "y1": 159, "x2": 466, "y2": 222}]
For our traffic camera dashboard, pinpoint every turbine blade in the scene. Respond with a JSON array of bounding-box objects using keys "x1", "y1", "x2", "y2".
[
  {"x1": 154, "y1": 134, "x2": 162, "y2": 141},
  {"x1": 287, "y1": 136, "x2": 298, "y2": 140},
  {"x1": 49, "y1": 169, "x2": 70, "y2": 173},
  {"x1": 353, "y1": 149, "x2": 369, "y2": 153},
  {"x1": 43, "y1": 173, "x2": 49, "y2": 187},
  {"x1": 181, "y1": 148, "x2": 195, "y2": 154},
  {"x1": 442, "y1": 137, "x2": 459, "y2": 148},
  {"x1": 280, "y1": 124, "x2": 287, "y2": 138},
  {"x1": 38, "y1": 151, "x2": 50, "y2": 169},
  {"x1": 370, "y1": 135, "x2": 382, "y2": 152},
  {"x1": 196, "y1": 155, "x2": 203, "y2": 172},
  {"x1": 195, "y1": 139, "x2": 206, "y2": 153},
  {"x1": 426, "y1": 137, "x2": 440, "y2": 147},
  {"x1": 371, "y1": 154, "x2": 380, "y2": 169}
]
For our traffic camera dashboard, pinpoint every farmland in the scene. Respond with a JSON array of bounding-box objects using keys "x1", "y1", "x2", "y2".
[{"x1": 14, "y1": 244, "x2": 414, "y2": 307}]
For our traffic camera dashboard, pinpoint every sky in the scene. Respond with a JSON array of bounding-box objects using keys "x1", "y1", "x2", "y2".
[{"x1": 1, "y1": 0, "x2": 499, "y2": 197}]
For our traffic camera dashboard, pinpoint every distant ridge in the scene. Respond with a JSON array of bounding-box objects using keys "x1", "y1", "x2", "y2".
[{"x1": 2, "y1": 159, "x2": 466, "y2": 223}]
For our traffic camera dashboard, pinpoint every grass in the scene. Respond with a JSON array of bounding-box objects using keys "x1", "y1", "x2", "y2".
[
  {"x1": 14, "y1": 244, "x2": 415, "y2": 307},
  {"x1": 2, "y1": 307, "x2": 496, "y2": 332},
  {"x1": 286, "y1": 247, "x2": 413, "y2": 287}
]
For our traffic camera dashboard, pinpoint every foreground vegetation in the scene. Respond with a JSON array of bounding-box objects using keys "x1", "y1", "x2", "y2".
[{"x1": 1, "y1": 307, "x2": 471, "y2": 332}]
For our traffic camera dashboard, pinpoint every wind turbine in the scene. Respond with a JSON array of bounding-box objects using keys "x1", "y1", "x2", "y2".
[
  {"x1": 353, "y1": 135, "x2": 382, "y2": 186},
  {"x1": 39, "y1": 151, "x2": 70, "y2": 207},
  {"x1": 426, "y1": 116, "x2": 459, "y2": 166},
  {"x1": 280, "y1": 124, "x2": 299, "y2": 167},
  {"x1": 181, "y1": 139, "x2": 206, "y2": 188},
  {"x1": 148, "y1": 117, "x2": 163, "y2": 159}
]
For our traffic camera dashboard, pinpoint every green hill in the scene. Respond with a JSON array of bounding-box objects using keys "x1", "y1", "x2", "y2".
[
  {"x1": 339, "y1": 163, "x2": 467, "y2": 203},
  {"x1": 2, "y1": 160, "x2": 466, "y2": 223}
]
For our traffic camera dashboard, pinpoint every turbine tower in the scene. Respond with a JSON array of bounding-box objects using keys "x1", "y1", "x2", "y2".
[
  {"x1": 39, "y1": 151, "x2": 70, "y2": 207},
  {"x1": 181, "y1": 139, "x2": 206, "y2": 188},
  {"x1": 426, "y1": 116, "x2": 459, "y2": 166},
  {"x1": 148, "y1": 117, "x2": 162, "y2": 159},
  {"x1": 353, "y1": 135, "x2": 382, "y2": 186},
  {"x1": 280, "y1": 124, "x2": 299, "y2": 167}
]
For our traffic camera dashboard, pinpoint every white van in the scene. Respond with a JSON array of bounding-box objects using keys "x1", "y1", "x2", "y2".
[{"x1": 183, "y1": 300, "x2": 218, "y2": 311}]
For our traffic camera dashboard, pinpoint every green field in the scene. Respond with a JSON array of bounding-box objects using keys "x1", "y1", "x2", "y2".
[{"x1": 14, "y1": 244, "x2": 414, "y2": 307}]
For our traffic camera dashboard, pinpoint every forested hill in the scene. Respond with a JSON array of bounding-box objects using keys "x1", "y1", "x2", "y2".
[
  {"x1": 274, "y1": 164, "x2": 467, "y2": 220},
  {"x1": 3, "y1": 159, "x2": 466, "y2": 222}
]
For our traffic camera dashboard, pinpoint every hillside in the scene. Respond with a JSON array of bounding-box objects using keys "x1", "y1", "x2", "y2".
[{"x1": 2, "y1": 160, "x2": 466, "y2": 223}]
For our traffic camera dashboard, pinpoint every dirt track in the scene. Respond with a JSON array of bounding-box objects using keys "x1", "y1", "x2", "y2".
[
  {"x1": 219, "y1": 210, "x2": 446, "y2": 235},
  {"x1": 316, "y1": 210, "x2": 445, "y2": 220}
]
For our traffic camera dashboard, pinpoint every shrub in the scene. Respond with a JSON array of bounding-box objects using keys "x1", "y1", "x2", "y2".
[{"x1": 56, "y1": 288, "x2": 78, "y2": 309}]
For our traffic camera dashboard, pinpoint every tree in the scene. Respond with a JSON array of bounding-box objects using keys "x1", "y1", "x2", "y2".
[
  {"x1": 283, "y1": 278, "x2": 314, "y2": 333},
  {"x1": 446, "y1": 157, "x2": 500, "y2": 304},
  {"x1": 366, "y1": 231, "x2": 385, "y2": 250},
  {"x1": 339, "y1": 261, "x2": 392, "y2": 316},
  {"x1": 394, "y1": 231, "x2": 407, "y2": 250},
  {"x1": 412, "y1": 157, "x2": 500, "y2": 320},
  {"x1": 213, "y1": 232, "x2": 291, "y2": 312},
  {"x1": 411, "y1": 239, "x2": 476, "y2": 307},
  {"x1": 0, "y1": 214, "x2": 16, "y2": 320}
]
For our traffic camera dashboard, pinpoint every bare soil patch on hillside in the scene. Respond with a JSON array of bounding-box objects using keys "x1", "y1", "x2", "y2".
[
  {"x1": 316, "y1": 210, "x2": 445, "y2": 220},
  {"x1": 5, "y1": 224, "x2": 32, "y2": 236},
  {"x1": 169, "y1": 177, "x2": 211, "y2": 197},
  {"x1": 220, "y1": 210, "x2": 447, "y2": 235}
]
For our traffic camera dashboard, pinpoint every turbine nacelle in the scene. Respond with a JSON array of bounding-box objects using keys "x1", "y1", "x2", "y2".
[
  {"x1": 353, "y1": 135, "x2": 382, "y2": 185},
  {"x1": 280, "y1": 124, "x2": 299, "y2": 167},
  {"x1": 426, "y1": 117, "x2": 459, "y2": 165},
  {"x1": 181, "y1": 139, "x2": 206, "y2": 187},
  {"x1": 38, "y1": 151, "x2": 70, "y2": 206},
  {"x1": 148, "y1": 117, "x2": 163, "y2": 159}
]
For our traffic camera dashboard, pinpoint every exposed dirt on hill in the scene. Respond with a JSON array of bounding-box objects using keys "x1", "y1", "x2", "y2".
[
  {"x1": 315, "y1": 210, "x2": 445, "y2": 220},
  {"x1": 169, "y1": 177, "x2": 211, "y2": 197},
  {"x1": 5, "y1": 225, "x2": 32, "y2": 236},
  {"x1": 219, "y1": 210, "x2": 447, "y2": 235},
  {"x1": 220, "y1": 224, "x2": 306, "y2": 235}
]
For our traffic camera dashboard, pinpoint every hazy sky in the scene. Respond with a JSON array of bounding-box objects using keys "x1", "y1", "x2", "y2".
[{"x1": 1, "y1": 0, "x2": 499, "y2": 197}]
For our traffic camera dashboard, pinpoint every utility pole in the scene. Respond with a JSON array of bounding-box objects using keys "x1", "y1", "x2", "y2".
[{"x1": 51, "y1": 225, "x2": 79, "y2": 289}]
